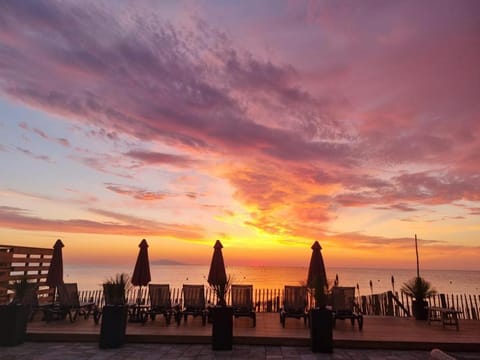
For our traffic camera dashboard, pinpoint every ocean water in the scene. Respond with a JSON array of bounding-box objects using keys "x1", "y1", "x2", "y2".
[{"x1": 65, "y1": 264, "x2": 480, "y2": 295}]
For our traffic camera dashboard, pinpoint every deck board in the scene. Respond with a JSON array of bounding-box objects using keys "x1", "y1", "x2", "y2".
[{"x1": 26, "y1": 313, "x2": 480, "y2": 351}]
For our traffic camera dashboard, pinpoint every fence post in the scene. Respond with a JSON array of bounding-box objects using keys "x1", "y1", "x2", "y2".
[{"x1": 386, "y1": 291, "x2": 394, "y2": 316}]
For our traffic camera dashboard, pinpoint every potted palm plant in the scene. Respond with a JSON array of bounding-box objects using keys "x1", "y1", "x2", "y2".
[
  {"x1": 0, "y1": 278, "x2": 32, "y2": 346},
  {"x1": 99, "y1": 273, "x2": 130, "y2": 349},
  {"x1": 309, "y1": 277, "x2": 333, "y2": 353},
  {"x1": 401, "y1": 276, "x2": 436, "y2": 320},
  {"x1": 402, "y1": 235, "x2": 437, "y2": 320}
]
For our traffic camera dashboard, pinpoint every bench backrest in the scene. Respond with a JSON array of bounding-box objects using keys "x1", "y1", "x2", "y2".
[
  {"x1": 332, "y1": 286, "x2": 356, "y2": 312},
  {"x1": 231, "y1": 284, "x2": 253, "y2": 310},
  {"x1": 149, "y1": 284, "x2": 171, "y2": 308},
  {"x1": 182, "y1": 284, "x2": 205, "y2": 309},
  {"x1": 283, "y1": 285, "x2": 307, "y2": 312},
  {"x1": 58, "y1": 283, "x2": 81, "y2": 308}
]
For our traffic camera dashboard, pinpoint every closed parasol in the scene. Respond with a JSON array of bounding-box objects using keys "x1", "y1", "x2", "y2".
[
  {"x1": 46, "y1": 239, "x2": 64, "y2": 302},
  {"x1": 131, "y1": 239, "x2": 151, "y2": 303},
  {"x1": 307, "y1": 241, "x2": 328, "y2": 289},
  {"x1": 207, "y1": 240, "x2": 228, "y2": 305},
  {"x1": 307, "y1": 241, "x2": 328, "y2": 307},
  {"x1": 46, "y1": 239, "x2": 64, "y2": 287}
]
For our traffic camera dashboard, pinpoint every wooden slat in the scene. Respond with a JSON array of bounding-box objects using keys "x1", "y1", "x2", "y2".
[
  {"x1": 9, "y1": 274, "x2": 49, "y2": 281},
  {"x1": 0, "y1": 245, "x2": 53, "y2": 256},
  {"x1": 11, "y1": 256, "x2": 52, "y2": 263},
  {"x1": 11, "y1": 265, "x2": 50, "y2": 272}
]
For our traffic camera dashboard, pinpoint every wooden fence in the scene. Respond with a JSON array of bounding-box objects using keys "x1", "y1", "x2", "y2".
[
  {"x1": 358, "y1": 291, "x2": 480, "y2": 320},
  {"x1": 77, "y1": 286, "x2": 480, "y2": 320},
  {"x1": 0, "y1": 244, "x2": 53, "y2": 304},
  {"x1": 78, "y1": 287, "x2": 287, "y2": 312}
]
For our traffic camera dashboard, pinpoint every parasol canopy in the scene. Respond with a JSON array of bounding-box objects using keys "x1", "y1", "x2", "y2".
[
  {"x1": 46, "y1": 239, "x2": 64, "y2": 288},
  {"x1": 307, "y1": 241, "x2": 328, "y2": 289},
  {"x1": 131, "y1": 239, "x2": 151, "y2": 287},
  {"x1": 207, "y1": 240, "x2": 227, "y2": 286}
]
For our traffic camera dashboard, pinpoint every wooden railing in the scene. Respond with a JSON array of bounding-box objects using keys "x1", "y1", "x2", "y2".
[
  {"x1": 75, "y1": 287, "x2": 480, "y2": 320},
  {"x1": 358, "y1": 291, "x2": 480, "y2": 320},
  {"x1": 76, "y1": 286, "x2": 479, "y2": 320},
  {"x1": 78, "y1": 287, "x2": 286, "y2": 312}
]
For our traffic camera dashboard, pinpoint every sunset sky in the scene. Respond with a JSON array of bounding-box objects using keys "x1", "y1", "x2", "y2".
[{"x1": 0, "y1": 1, "x2": 479, "y2": 270}]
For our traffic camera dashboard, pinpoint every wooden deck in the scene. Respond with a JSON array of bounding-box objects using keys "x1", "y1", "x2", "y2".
[{"x1": 26, "y1": 313, "x2": 480, "y2": 351}]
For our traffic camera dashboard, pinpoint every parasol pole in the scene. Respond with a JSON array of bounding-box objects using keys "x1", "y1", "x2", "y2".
[
  {"x1": 356, "y1": 283, "x2": 360, "y2": 309},
  {"x1": 137, "y1": 285, "x2": 142, "y2": 305},
  {"x1": 415, "y1": 234, "x2": 420, "y2": 278}
]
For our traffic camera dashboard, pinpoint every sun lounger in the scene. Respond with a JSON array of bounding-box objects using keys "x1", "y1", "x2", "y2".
[
  {"x1": 231, "y1": 284, "x2": 256, "y2": 327},
  {"x1": 145, "y1": 284, "x2": 177, "y2": 325},
  {"x1": 179, "y1": 284, "x2": 207, "y2": 326},
  {"x1": 331, "y1": 286, "x2": 363, "y2": 330},
  {"x1": 280, "y1": 285, "x2": 308, "y2": 328},
  {"x1": 45, "y1": 283, "x2": 96, "y2": 322}
]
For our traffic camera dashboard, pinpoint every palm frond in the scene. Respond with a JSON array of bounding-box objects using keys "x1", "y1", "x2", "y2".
[{"x1": 401, "y1": 277, "x2": 437, "y2": 300}]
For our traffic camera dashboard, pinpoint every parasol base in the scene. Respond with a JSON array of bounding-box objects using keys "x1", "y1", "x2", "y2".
[
  {"x1": 211, "y1": 306, "x2": 233, "y2": 351},
  {"x1": 310, "y1": 308, "x2": 333, "y2": 353},
  {"x1": 0, "y1": 305, "x2": 28, "y2": 346},
  {"x1": 99, "y1": 305, "x2": 128, "y2": 349}
]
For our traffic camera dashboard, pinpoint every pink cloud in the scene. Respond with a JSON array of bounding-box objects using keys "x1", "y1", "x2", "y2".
[
  {"x1": 18, "y1": 121, "x2": 71, "y2": 147},
  {"x1": 125, "y1": 150, "x2": 195, "y2": 168},
  {"x1": 468, "y1": 207, "x2": 480, "y2": 215},
  {"x1": 375, "y1": 203, "x2": 418, "y2": 212},
  {"x1": 105, "y1": 183, "x2": 167, "y2": 201},
  {"x1": 0, "y1": 205, "x2": 205, "y2": 240},
  {"x1": 0, "y1": 205, "x2": 144, "y2": 235},
  {"x1": 15, "y1": 147, "x2": 52, "y2": 162},
  {"x1": 70, "y1": 154, "x2": 134, "y2": 179},
  {"x1": 88, "y1": 208, "x2": 205, "y2": 240}
]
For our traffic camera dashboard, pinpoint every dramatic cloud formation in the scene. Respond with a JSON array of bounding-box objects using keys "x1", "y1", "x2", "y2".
[{"x1": 0, "y1": 0, "x2": 479, "y2": 268}]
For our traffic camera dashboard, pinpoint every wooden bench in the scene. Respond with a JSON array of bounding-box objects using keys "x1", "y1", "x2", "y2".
[{"x1": 428, "y1": 306, "x2": 461, "y2": 330}]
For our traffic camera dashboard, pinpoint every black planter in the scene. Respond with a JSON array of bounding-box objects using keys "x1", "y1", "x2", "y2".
[
  {"x1": 310, "y1": 307, "x2": 333, "y2": 353},
  {"x1": 99, "y1": 305, "x2": 128, "y2": 349},
  {"x1": 412, "y1": 300, "x2": 428, "y2": 320},
  {"x1": 0, "y1": 304, "x2": 28, "y2": 346},
  {"x1": 211, "y1": 306, "x2": 233, "y2": 351}
]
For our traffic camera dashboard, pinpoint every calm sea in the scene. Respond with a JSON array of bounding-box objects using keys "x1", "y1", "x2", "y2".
[{"x1": 65, "y1": 265, "x2": 480, "y2": 295}]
